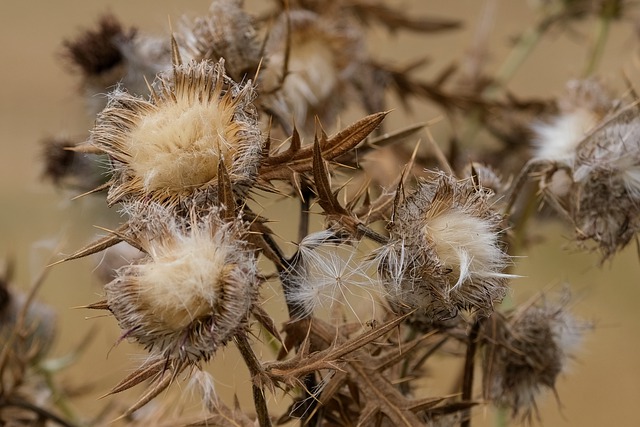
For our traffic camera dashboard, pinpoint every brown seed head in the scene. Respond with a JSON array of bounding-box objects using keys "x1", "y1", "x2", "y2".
[
  {"x1": 481, "y1": 291, "x2": 590, "y2": 421},
  {"x1": 62, "y1": 14, "x2": 135, "y2": 79},
  {"x1": 62, "y1": 15, "x2": 171, "y2": 115}
]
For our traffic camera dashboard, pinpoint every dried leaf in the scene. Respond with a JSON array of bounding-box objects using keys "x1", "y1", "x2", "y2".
[{"x1": 217, "y1": 158, "x2": 236, "y2": 220}]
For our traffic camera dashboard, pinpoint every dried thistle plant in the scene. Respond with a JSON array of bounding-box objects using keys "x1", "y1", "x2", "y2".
[
  {"x1": 25, "y1": 0, "x2": 640, "y2": 426},
  {"x1": 481, "y1": 289, "x2": 592, "y2": 422}
]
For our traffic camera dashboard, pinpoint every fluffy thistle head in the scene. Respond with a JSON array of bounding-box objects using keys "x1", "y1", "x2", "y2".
[
  {"x1": 569, "y1": 105, "x2": 640, "y2": 258},
  {"x1": 90, "y1": 57, "x2": 262, "y2": 207},
  {"x1": 481, "y1": 291, "x2": 590, "y2": 421},
  {"x1": 532, "y1": 78, "x2": 614, "y2": 165},
  {"x1": 260, "y1": 9, "x2": 364, "y2": 132},
  {"x1": 284, "y1": 230, "x2": 376, "y2": 319},
  {"x1": 177, "y1": 0, "x2": 261, "y2": 82},
  {"x1": 376, "y1": 172, "x2": 511, "y2": 324},
  {"x1": 103, "y1": 204, "x2": 259, "y2": 363}
]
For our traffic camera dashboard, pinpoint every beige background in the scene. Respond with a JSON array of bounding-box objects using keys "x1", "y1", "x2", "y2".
[{"x1": 1, "y1": 1, "x2": 639, "y2": 425}]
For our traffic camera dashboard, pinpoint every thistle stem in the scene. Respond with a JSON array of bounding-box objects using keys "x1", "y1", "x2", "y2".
[
  {"x1": 461, "y1": 319, "x2": 482, "y2": 427},
  {"x1": 299, "y1": 197, "x2": 311, "y2": 243},
  {"x1": 235, "y1": 334, "x2": 272, "y2": 427},
  {"x1": 0, "y1": 397, "x2": 77, "y2": 427}
]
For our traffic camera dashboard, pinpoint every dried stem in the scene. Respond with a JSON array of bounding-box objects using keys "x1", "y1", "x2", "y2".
[
  {"x1": 0, "y1": 397, "x2": 77, "y2": 427},
  {"x1": 298, "y1": 189, "x2": 312, "y2": 243},
  {"x1": 235, "y1": 334, "x2": 272, "y2": 427},
  {"x1": 460, "y1": 319, "x2": 482, "y2": 427}
]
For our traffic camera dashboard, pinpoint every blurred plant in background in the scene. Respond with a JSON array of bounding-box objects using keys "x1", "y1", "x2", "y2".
[{"x1": 6, "y1": 0, "x2": 640, "y2": 425}]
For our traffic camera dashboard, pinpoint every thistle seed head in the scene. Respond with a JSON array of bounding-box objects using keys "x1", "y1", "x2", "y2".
[
  {"x1": 570, "y1": 105, "x2": 640, "y2": 258},
  {"x1": 63, "y1": 15, "x2": 172, "y2": 115},
  {"x1": 260, "y1": 9, "x2": 364, "y2": 132},
  {"x1": 481, "y1": 291, "x2": 590, "y2": 421},
  {"x1": 532, "y1": 79, "x2": 614, "y2": 165},
  {"x1": 177, "y1": 0, "x2": 261, "y2": 82},
  {"x1": 63, "y1": 14, "x2": 135, "y2": 81},
  {"x1": 105, "y1": 205, "x2": 259, "y2": 362},
  {"x1": 40, "y1": 135, "x2": 105, "y2": 192},
  {"x1": 284, "y1": 230, "x2": 376, "y2": 319},
  {"x1": 90, "y1": 58, "x2": 262, "y2": 207},
  {"x1": 377, "y1": 172, "x2": 511, "y2": 324}
]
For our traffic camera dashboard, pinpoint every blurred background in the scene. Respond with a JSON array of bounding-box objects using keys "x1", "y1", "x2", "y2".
[{"x1": 1, "y1": 0, "x2": 639, "y2": 425}]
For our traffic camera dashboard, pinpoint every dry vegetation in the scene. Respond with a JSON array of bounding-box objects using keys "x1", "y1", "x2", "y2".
[{"x1": 2, "y1": 1, "x2": 639, "y2": 426}]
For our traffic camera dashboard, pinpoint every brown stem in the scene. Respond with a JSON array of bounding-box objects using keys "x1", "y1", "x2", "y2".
[
  {"x1": 235, "y1": 334, "x2": 272, "y2": 427},
  {"x1": 461, "y1": 319, "x2": 482, "y2": 427},
  {"x1": 357, "y1": 224, "x2": 389, "y2": 245},
  {"x1": 298, "y1": 190, "x2": 312, "y2": 243},
  {"x1": 0, "y1": 397, "x2": 77, "y2": 427}
]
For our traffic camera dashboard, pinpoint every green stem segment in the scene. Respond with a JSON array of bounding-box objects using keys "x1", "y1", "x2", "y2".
[{"x1": 583, "y1": 9, "x2": 614, "y2": 77}]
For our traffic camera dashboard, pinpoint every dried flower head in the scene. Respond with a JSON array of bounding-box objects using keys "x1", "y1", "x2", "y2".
[
  {"x1": 40, "y1": 135, "x2": 106, "y2": 192},
  {"x1": 284, "y1": 230, "x2": 376, "y2": 319},
  {"x1": 63, "y1": 14, "x2": 135, "y2": 83},
  {"x1": 569, "y1": 105, "x2": 640, "y2": 258},
  {"x1": 533, "y1": 79, "x2": 614, "y2": 165},
  {"x1": 63, "y1": 15, "x2": 171, "y2": 115},
  {"x1": 376, "y1": 172, "x2": 511, "y2": 324},
  {"x1": 481, "y1": 290, "x2": 590, "y2": 421},
  {"x1": 177, "y1": 0, "x2": 261, "y2": 82},
  {"x1": 101, "y1": 204, "x2": 259, "y2": 363},
  {"x1": 527, "y1": 79, "x2": 640, "y2": 258},
  {"x1": 89, "y1": 57, "x2": 262, "y2": 207},
  {"x1": 260, "y1": 9, "x2": 364, "y2": 133}
]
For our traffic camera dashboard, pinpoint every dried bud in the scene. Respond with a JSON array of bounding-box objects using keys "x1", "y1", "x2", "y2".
[
  {"x1": 63, "y1": 15, "x2": 171, "y2": 115},
  {"x1": 40, "y1": 135, "x2": 105, "y2": 192},
  {"x1": 376, "y1": 172, "x2": 511, "y2": 324},
  {"x1": 63, "y1": 14, "x2": 135, "y2": 80},
  {"x1": 177, "y1": 0, "x2": 261, "y2": 82},
  {"x1": 103, "y1": 204, "x2": 259, "y2": 363},
  {"x1": 481, "y1": 291, "x2": 590, "y2": 421},
  {"x1": 89, "y1": 58, "x2": 262, "y2": 207},
  {"x1": 260, "y1": 9, "x2": 364, "y2": 133}
]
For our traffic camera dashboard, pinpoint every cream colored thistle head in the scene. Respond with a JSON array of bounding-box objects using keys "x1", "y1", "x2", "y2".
[
  {"x1": 377, "y1": 172, "x2": 512, "y2": 325},
  {"x1": 532, "y1": 78, "x2": 614, "y2": 166},
  {"x1": 90, "y1": 56, "x2": 262, "y2": 207},
  {"x1": 105, "y1": 203, "x2": 259, "y2": 362}
]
